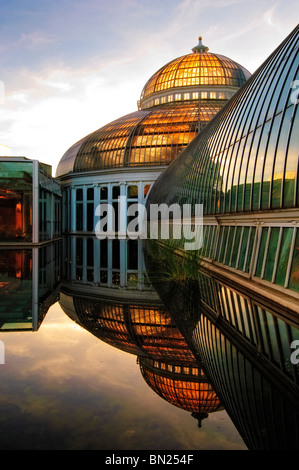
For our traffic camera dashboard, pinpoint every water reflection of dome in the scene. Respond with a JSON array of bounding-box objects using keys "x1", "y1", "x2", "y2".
[
  {"x1": 59, "y1": 289, "x2": 197, "y2": 364},
  {"x1": 138, "y1": 356, "x2": 223, "y2": 427}
]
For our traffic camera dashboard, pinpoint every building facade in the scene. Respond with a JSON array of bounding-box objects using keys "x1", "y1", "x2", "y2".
[
  {"x1": 56, "y1": 37, "x2": 250, "y2": 287},
  {"x1": 0, "y1": 157, "x2": 61, "y2": 244}
]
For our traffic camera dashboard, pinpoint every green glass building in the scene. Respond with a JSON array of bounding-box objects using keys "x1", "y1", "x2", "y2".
[{"x1": 146, "y1": 25, "x2": 299, "y2": 304}]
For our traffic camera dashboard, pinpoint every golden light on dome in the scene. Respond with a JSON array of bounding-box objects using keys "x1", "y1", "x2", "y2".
[
  {"x1": 139, "y1": 357, "x2": 223, "y2": 426},
  {"x1": 61, "y1": 295, "x2": 198, "y2": 363},
  {"x1": 56, "y1": 35, "x2": 250, "y2": 177},
  {"x1": 139, "y1": 37, "x2": 250, "y2": 107}
]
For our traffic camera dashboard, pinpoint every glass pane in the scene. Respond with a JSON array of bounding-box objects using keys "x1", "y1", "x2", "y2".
[
  {"x1": 76, "y1": 204, "x2": 83, "y2": 231},
  {"x1": 144, "y1": 185, "x2": 151, "y2": 198},
  {"x1": 128, "y1": 185, "x2": 138, "y2": 198},
  {"x1": 76, "y1": 238, "x2": 83, "y2": 265},
  {"x1": 237, "y1": 227, "x2": 249, "y2": 271},
  {"x1": 289, "y1": 229, "x2": 299, "y2": 292},
  {"x1": 264, "y1": 227, "x2": 280, "y2": 281},
  {"x1": 127, "y1": 239, "x2": 138, "y2": 270},
  {"x1": 283, "y1": 106, "x2": 299, "y2": 208},
  {"x1": 87, "y1": 238, "x2": 94, "y2": 266},
  {"x1": 219, "y1": 226, "x2": 229, "y2": 263},
  {"x1": 275, "y1": 227, "x2": 293, "y2": 286},
  {"x1": 272, "y1": 106, "x2": 293, "y2": 209},
  {"x1": 231, "y1": 226, "x2": 242, "y2": 268},
  {"x1": 112, "y1": 239, "x2": 120, "y2": 269},
  {"x1": 0, "y1": 161, "x2": 33, "y2": 241},
  {"x1": 261, "y1": 116, "x2": 280, "y2": 209},
  {"x1": 76, "y1": 188, "x2": 83, "y2": 201},
  {"x1": 100, "y1": 187, "x2": 108, "y2": 200},
  {"x1": 0, "y1": 250, "x2": 33, "y2": 329},
  {"x1": 112, "y1": 186, "x2": 120, "y2": 199},
  {"x1": 224, "y1": 227, "x2": 234, "y2": 265},
  {"x1": 100, "y1": 239, "x2": 108, "y2": 268},
  {"x1": 255, "y1": 228, "x2": 268, "y2": 277},
  {"x1": 87, "y1": 188, "x2": 94, "y2": 200},
  {"x1": 87, "y1": 203, "x2": 94, "y2": 232},
  {"x1": 244, "y1": 227, "x2": 256, "y2": 273}
]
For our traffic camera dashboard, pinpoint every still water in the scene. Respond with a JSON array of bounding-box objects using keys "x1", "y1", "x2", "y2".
[{"x1": 0, "y1": 239, "x2": 298, "y2": 451}]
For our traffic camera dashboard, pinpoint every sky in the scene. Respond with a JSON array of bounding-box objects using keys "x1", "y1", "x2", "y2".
[{"x1": 0, "y1": 0, "x2": 298, "y2": 175}]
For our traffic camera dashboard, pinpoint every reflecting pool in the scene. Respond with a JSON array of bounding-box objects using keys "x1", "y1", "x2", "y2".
[{"x1": 0, "y1": 238, "x2": 298, "y2": 450}]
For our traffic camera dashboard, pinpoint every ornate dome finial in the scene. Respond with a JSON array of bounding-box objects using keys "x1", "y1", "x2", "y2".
[{"x1": 192, "y1": 35, "x2": 209, "y2": 53}]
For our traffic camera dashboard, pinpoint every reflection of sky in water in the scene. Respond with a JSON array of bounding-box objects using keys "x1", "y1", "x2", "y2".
[{"x1": 0, "y1": 302, "x2": 246, "y2": 450}]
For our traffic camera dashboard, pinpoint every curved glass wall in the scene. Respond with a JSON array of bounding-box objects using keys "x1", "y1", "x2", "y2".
[
  {"x1": 145, "y1": 26, "x2": 299, "y2": 296},
  {"x1": 56, "y1": 101, "x2": 226, "y2": 177},
  {"x1": 143, "y1": 242, "x2": 299, "y2": 449},
  {"x1": 146, "y1": 26, "x2": 299, "y2": 214}
]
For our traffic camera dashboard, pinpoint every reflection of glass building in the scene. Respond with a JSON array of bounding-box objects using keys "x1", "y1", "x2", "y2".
[
  {"x1": 0, "y1": 157, "x2": 61, "y2": 243},
  {"x1": 138, "y1": 356, "x2": 223, "y2": 427},
  {"x1": 55, "y1": 37, "x2": 250, "y2": 237},
  {"x1": 146, "y1": 26, "x2": 299, "y2": 302},
  {"x1": 63, "y1": 236, "x2": 148, "y2": 289},
  {"x1": 0, "y1": 243, "x2": 61, "y2": 331},
  {"x1": 59, "y1": 237, "x2": 224, "y2": 428},
  {"x1": 60, "y1": 284, "x2": 223, "y2": 427},
  {"x1": 60, "y1": 288, "x2": 196, "y2": 363},
  {"x1": 143, "y1": 240, "x2": 299, "y2": 449},
  {"x1": 191, "y1": 275, "x2": 299, "y2": 449}
]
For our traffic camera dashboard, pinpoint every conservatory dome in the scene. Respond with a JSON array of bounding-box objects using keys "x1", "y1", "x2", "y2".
[
  {"x1": 56, "y1": 36, "x2": 250, "y2": 178},
  {"x1": 139, "y1": 36, "x2": 251, "y2": 109}
]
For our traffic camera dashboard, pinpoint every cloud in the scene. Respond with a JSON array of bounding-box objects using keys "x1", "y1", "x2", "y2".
[{"x1": 18, "y1": 31, "x2": 54, "y2": 48}]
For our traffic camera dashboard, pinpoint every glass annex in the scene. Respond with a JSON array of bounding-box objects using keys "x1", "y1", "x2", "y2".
[{"x1": 146, "y1": 26, "x2": 299, "y2": 301}]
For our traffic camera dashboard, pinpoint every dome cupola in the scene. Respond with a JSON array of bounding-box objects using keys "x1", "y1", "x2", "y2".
[{"x1": 139, "y1": 36, "x2": 251, "y2": 110}]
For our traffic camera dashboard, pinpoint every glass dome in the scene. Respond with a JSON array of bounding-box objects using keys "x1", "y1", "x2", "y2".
[
  {"x1": 139, "y1": 36, "x2": 251, "y2": 109},
  {"x1": 56, "y1": 36, "x2": 251, "y2": 178},
  {"x1": 56, "y1": 100, "x2": 225, "y2": 177}
]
